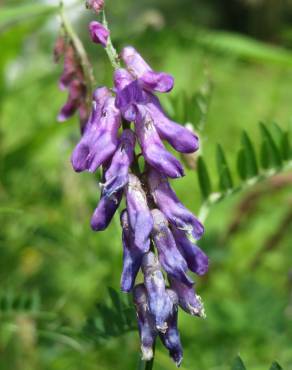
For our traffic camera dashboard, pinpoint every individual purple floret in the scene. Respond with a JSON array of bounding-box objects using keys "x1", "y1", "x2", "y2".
[
  {"x1": 148, "y1": 168, "x2": 204, "y2": 240},
  {"x1": 121, "y1": 46, "x2": 174, "y2": 93},
  {"x1": 145, "y1": 93, "x2": 199, "y2": 154},
  {"x1": 102, "y1": 129, "x2": 135, "y2": 198},
  {"x1": 89, "y1": 21, "x2": 109, "y2": 47},
  {"x1": 135, "y1": 107, "x2": 184, "y2": 178},
  {"x1": 125, "y1": 174, "x2": 153, "y2": 253},
  {"x1": 133, "y1": 284, "x2": 157, "y2": 361},
  {"x1": 169, "y1": 276, "x2": 205, "y2": 318},
  {"x1": 151, "y1": 209, "x2": 193, "y2": 286},
  {"x1": 159, "y1": 289, "x2": 183, "y2": 367},
  {"x1": 172, "y1": 227, "x2": 209, "y2": 276},
  {"x1": 141, "y1": 252, "x2": 173, "y2": 332},
  {"x1": 91, "y1": 189, "x2": 122, "y2": 231},
  {"x1": 71, "y1": 95, "x2": 121, "y2": 173},
  {"x1": 120, "y1": 210, "x2": 145, "y2": 292}
]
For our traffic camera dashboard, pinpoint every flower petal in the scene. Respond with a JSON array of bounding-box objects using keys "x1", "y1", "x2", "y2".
[{"x1": 89, "y1": 21, "x2": 109, "y2": 47}]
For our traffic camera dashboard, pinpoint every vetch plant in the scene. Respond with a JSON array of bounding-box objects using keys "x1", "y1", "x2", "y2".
[{"x1": 55, "y1": 1, "x2": 208, "y2": 367}]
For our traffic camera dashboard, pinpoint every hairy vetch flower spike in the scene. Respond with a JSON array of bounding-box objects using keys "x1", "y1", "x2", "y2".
[{"x1": 55, "y1": 27, "x2": 208, "y2": 365}]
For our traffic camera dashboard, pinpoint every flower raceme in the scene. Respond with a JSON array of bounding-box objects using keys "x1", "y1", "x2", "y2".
[{"x1": 56, "y1": 30, "x2": 208, "y2": 365}]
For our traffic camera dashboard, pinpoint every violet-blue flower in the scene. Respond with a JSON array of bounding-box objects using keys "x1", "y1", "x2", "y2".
[
  {"x1": 172, "y1": 227, "x2": 209, "y2": 276},
  {"x1": 71, "y1": 95, "x2": 121, "y2": 173},
  {"x1": 141, "y1": 252, "x2": 173, "y2": 332},
  {"x1": 133, "y1": 284, "x2": 157, "y2": 361},
  {"x1": 151, "y1": 209, "x2": 193, "y2": 286},
  {"x1": 148, "y1": 168, "x2": 204, "y2": 240},
  {"x1": 135, "y1": 107, "x2": 184, "y2": 178},
  {"x1": 125, "y1": 174, "x2": 153, "y2": 253},
  {"x1": 102, "y1": 129, "x2": 135, "y2": 198},
  {"x1": 120, "y1": 210, "x2": 145, "y2": 292},
  {"x1": 169, "y1": 276, "x2": 205, "y2": 318}
]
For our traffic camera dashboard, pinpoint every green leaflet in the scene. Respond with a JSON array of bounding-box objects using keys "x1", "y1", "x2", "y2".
[
  {"x1": 231, "y1": 356, "x2": 246, "y2": 370},
  {"x1": 216, "y1": 143, "x2": 233, "y2": 192},
  {"x1": 197, "y1": 156, "x2": 212, "y2": 200}
]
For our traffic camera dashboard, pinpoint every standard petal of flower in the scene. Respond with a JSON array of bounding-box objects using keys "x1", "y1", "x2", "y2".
[
  {"x1": 125, "y1": 174, "x2": 153, "y2": 253},
  {"x1": 169, "y1": 276, "x2": 205, "y2": 318},
  {"x1": 142, "y1": 252, "x2": 173, "y2": 332},
  {"x1": 113, "y1": 68, "x2": 134, "y2": 91},
  {"x1": 148, "y1": 168, "x2": 204, "y2": 240},
  {"x1": 102, "y1": 129, "x2": 135, "y2": 198},
  {"x1": 71, "y1": 96, "x2": 121, "y2": 173},
  {"x1": 115, "y1": 79, "x2": 145, "y2": 121},
  {"x1": 172, "y1": 227, "x2": 209, "y2": 276},
  {"x1": 121, "y1": 46, "x2": 174, "y2": 93},
  {"x1": 133, "y1": 284, "x2": 158, "y2": 361},
  {"x1": 135, "y1": 107, "x2": 184, "y2": 178},
  {"x1": 145, "y1": 93, "x2": 199, "y2": 153},
  {"x1": 89, "y1": 21, "x2": 109, "y2": 47},
  {"x1": 140, "y1": 70, "x2": 174, "y2": 93},
  {"x1": 151, "y1": 209, "x2": 193, "y2": 286},
  {"x1": 120, "y1": 210, "x2": 144, "y2": 292},
  {"x1": 159, "y1": 290, "x2": 183, "y2": 367},
  {"x1": 90, "y1": 190, "x2": 122, "y2": 231}
]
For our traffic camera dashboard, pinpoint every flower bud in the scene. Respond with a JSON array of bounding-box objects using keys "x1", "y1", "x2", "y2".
[
  {"x1": 89, "y1": 21, "x2": 109, "y2": 47},
  {"x1": 86, "y1": 0, "x2": 104, "y2": 14}
]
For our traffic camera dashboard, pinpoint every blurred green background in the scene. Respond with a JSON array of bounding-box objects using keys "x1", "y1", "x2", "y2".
[{"x1": 0, "y1": 0, "x2": 292, "y2": 369}]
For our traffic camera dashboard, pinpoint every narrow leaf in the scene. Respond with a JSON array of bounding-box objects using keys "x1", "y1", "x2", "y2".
[
  {"x1": 259, "y1": 123, "x2": 282, "y2": 168},
  {"x1": 237, "y1": 148, "x2": 247, "y2": 181},
  {"x1": 216, "y1": 144, "x2": 233, "y2": 191},
  {"x1": 197, "y1": 156, "x2": 212, "y2": 200},
  {"x1": 241, "y1": 131, "x2": 258, "y2": 177},
  {"x1": 231, "y1": 355, "x2": 246, "y2": 370},
  {"x1": 280, "y1": 131, "x2": 291, "y2": 160},
  {"x1": 270, "y1": 362, "x2": 283, "y2": 370}
]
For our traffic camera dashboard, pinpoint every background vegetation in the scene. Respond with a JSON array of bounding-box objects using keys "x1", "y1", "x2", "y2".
[{"x1": 0, "y1": 0, "x2": 292, "y2": 369}]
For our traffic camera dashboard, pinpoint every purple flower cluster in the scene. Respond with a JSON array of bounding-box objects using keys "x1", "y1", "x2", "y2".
[
  {"x1": 54, "y1": 36, "x2": 89, "y2": 127},
  {"x1": 56, "y1": 21, "x2": 208, "y2": 366}
]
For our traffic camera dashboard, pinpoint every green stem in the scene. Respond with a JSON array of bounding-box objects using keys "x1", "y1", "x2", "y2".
[{"x1": 101, "y1": 10, "x2": 121, "y2": 70}]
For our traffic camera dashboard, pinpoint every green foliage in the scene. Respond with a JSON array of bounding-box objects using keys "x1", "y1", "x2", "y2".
[
  {"x1": 197, "y1": 122, "x2": 292, "y2": 211},
  {"x1": 270, "y1": 362, "x2": 283, "y2": 370},
  {"x1": 83, "y1": 288, "x2": 136, "y2": 343},
  {"x1": 232, "y1": 356, "x2": 246, "y2": 370}
]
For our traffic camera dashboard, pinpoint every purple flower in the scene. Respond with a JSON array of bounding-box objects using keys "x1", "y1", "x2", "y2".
[
  {"x1": 133, "y1": 284, "x2": 157, "y2": 361},
  {"x1": 71, "y1": 95, "x2": 121, "y2": 173},
  {"x1": 135, "y1": 107, "x2": 184, "y2": 178},
  {"x1": 121, "y1": 46, "x2": 174, "y2": 93},
  {"x1": 172, "y1": 227, "x2": 209, "y2": 276},
  {"x1": 169, "y1": 276, "x2": 205, "y2": 318},
  {"x1": 141, "y1": 252, "x2": 173, "y2": 332},
  {"x1": 91, "y1": 189, "x2": 122, "y2": 231},
  {"x1": 120, "y1": 210, "x2": 145, "y2": 292},
  {"x1": 145, "y1": 93, "x2": 199, "y2": 153},
  {"x1": 102, "y1": 129, "x2": 135, "y2": 198},
  {"x1": 125, "y1": 174, "x2": 153, "y2": 253},
  {"x1": 148, "y1": 168, "x2": 204, "y2": 240},
  {"x1": 89, "y1": 21, "x2": 109, "y2": 47},
  {"x1": 159, "y1": 289, "x2": 183, "y2": 367},
  {"x1": 58, "y1": 79, "x2": 85, "y2": 122},
  {"x1": 151, "y1": 209, "x2": 193, "y2": 286}
]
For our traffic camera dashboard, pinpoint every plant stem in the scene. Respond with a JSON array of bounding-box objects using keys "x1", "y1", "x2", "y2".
[
  {"x1": 101, "y1": 10, "x2": 121, "y2": 70},
  {"x1": 137, "y1": 341, "x2": 156, "y2": 370}
]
